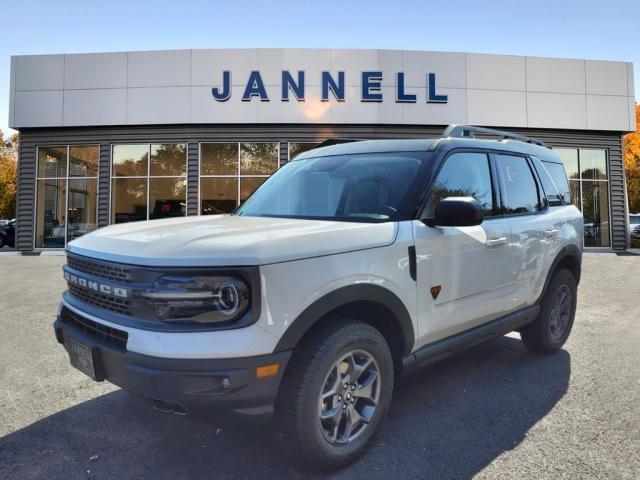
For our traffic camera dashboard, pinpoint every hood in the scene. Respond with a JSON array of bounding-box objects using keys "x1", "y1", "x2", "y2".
[{"x1": 67, "y1": 215, "x2": 398, "y2": 267}]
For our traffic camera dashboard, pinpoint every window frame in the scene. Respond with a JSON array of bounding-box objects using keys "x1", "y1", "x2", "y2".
[
  {"x1": 109, "y1": 143, "x2": 188, "y2": 224},
  {"x1": 198, "y1": 141, "x2": 281, "y2": 215},
  {"x1": 34, "y1": 145, "x2": 99, "y2": 249}
]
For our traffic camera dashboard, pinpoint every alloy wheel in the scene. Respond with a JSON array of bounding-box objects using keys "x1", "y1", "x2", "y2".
[
  {"x1": 549, "y1": 283, "x2": 572, "y2": 340},
  {"x1": 318, "y1": 350, "x2": 381, "y2": 445}
]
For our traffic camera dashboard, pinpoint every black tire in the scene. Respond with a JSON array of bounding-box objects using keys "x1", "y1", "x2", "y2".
[
  {"x1": 0, "y1": 236, "x2": 5, "y2": 248},
  {"x1": 273, "y1": 318, "x2": 394, "y2": 471},
  {"x1": 521, "y1": 268, "x2": 577, "y2": 353}
]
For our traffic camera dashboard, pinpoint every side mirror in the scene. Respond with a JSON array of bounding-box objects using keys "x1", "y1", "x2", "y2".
[{"x1": 422, "y1": 197, "x2": 484, "y2": 227}]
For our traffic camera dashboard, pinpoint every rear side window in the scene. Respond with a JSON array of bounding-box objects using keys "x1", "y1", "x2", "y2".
[
  {"x1": 426, "y1": 152, "x2": 494, "y2": 217},
  {"x1": 541, "y1": 160, "x2": 571, "y2": 205},
  {"x1": 495, "y1": 154, "x2": 541, "y2": 215}
]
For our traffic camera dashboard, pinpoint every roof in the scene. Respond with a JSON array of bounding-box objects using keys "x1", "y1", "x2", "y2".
[
  {"x1": 296, "y1": 139, "x2": 439, "y2": 159},
  {"x1": 296, "y1": 136, "x2": 562, "y2": 163}
]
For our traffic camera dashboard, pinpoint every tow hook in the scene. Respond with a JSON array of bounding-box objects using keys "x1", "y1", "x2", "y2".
[{"x1": 152, "y1": 399, "x2": 187, "y2": 415}]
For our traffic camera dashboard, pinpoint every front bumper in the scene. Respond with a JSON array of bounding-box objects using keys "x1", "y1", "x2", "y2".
[{"x1": 54, "y1": 315, "x2": 291, "y2": 423}]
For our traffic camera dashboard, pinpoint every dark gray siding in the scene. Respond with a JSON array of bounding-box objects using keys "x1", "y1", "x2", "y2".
[
  {"x1": 16, "y1": 136, "x2": 35, "y2": 250},
  {"x1": 186, "y1": 142, "x2": 199, "y2": 216},
  {"x1": 15, "y1": 124, "x2": 628, "y2": 251},
  {"x1": 97, "y1": 144, "x2": 110, "y2": 227}
]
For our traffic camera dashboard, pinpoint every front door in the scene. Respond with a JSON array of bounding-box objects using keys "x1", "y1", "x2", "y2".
[{"x1": 412, "y1": 151, "x2": 514, "y2": 349}]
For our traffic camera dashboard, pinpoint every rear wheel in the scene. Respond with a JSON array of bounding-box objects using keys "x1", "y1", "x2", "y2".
[
  {"x1": 273, "y1": 319, "x2": 394, "y2": 471},
  {"x1": 521, "y1": 268, "x2": 577, "y2": 353}
]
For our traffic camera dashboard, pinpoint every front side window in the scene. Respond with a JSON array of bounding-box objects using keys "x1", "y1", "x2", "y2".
[
  {"x1": 426, "y1": 152, "x2": 494, "y2": 217},
  {"x1": 235, "y1": 152, "x2": 427, "y2": 222},
  {"x1": 35, "y1": 145, "x2": 98, "y2": 248},
  {"x1": 495, "y1": 154, "x2": 541, "y2": 215},
  {"x1": 111, "y1": 144, "x2": 186, "y2": 224}
]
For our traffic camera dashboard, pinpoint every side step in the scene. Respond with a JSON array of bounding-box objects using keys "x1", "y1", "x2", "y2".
[{"x1": 401, "y1": 305, "x2": 540, "y2": 376}]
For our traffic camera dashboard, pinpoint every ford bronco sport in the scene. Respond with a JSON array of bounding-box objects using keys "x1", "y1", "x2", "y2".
[{"x1": 54, "y1": 125, "x2": 582, "y2": 470}]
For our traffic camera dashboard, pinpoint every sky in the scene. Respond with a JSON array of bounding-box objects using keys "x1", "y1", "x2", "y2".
[{"x1": 0, "y1": 0, "x2": 638, "y2": 136}]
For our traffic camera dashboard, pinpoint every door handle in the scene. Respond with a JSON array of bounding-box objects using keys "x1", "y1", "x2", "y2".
[
  {"x1": 543, "y1": 228, "x2": 558, "y2": 238},
  {"x1": 486, "y1": 236, "x2": 507, "y2": 247}
]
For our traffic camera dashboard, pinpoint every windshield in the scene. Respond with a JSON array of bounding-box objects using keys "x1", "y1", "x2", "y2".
[
  {"x1": 234, "y1": 151, "x2": 429, "y2": 222},
  {"x1": 631, "y1": 216, "x2": 640, "y2": 225}
]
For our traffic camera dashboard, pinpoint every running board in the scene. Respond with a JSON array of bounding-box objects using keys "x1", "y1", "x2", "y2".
[{"x1": 401, "y1": 305, "x2": 540, "y2": 376}]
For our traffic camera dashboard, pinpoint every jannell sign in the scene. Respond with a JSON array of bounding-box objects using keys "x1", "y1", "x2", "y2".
[
  {"x1": 212, "y1": 71, "x2": 449, "y2": 104},
  {"x1": 8, "y1": 49, "x2": 635, "y2": 129}
]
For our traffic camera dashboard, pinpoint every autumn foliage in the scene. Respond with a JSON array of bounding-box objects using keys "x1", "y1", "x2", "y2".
[
  {"x1": 624, "y1": 104, "x2": 640, "y2": 214},
  {"x1": 0, "y1": 131, "x2": 18, "y2": 219}
]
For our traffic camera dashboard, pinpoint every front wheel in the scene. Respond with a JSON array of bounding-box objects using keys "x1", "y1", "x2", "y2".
[
  {"x1": 521, "y1": 268, "x2": 577, "y2": 353},
  {"x1": 273, "y1": 319, "x2": 394, "y2": 471}
]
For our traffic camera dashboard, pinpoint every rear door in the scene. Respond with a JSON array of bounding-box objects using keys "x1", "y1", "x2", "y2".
[
  {"x1": 412, "y1": 151, "x2": 514, "y2": 348},
  {"x1": 493, "y1": 153, "x2": 556, "y2": 309}
]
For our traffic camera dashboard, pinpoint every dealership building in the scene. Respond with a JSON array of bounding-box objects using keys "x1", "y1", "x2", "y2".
[{"x1": 7, "y1": 48, "x2": 636, "y2": 252}]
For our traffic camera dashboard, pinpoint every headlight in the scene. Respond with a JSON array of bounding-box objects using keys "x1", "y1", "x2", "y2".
[{"x1": 137, "y1": 275, "x2": 250, "y2": 323}]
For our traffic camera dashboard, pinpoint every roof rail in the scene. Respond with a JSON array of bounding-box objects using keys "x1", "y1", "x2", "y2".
[
  {"x1": 313, "y1": 138, "x2": 364, "y2": 149},
  {"x1": 442, "y1": 124, "x2": 545, "y2": 147}
]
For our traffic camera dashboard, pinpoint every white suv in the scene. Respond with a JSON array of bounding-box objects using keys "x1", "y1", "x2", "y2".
[{"x1": 54, "y1": 125, "x2": 583, "y2": 470}]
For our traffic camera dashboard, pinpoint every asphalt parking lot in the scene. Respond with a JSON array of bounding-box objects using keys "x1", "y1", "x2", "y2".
[{"x1": 1, "y1": 254, "x2": 639, "y2": 479}]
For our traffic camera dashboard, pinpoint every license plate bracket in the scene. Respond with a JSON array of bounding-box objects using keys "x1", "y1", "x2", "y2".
[{"x1": 66, "y1": 335, "x2": 103, "y2": 381}]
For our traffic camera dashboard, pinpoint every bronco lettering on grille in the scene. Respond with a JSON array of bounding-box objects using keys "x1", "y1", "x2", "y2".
[{"x1": 64, "y1": 270, "x2": 129, "y2": 298}]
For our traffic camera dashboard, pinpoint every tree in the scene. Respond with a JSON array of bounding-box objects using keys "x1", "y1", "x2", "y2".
[
  {"x1": 624, "y1": 104, "x2": 640, "y2": 214},
  {"x1": 0, "y1": 131, "x2": 18, "y2": 219}
]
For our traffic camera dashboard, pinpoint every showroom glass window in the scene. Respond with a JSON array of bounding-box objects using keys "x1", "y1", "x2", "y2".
[
  {"x1": 554, "y1": 148, "x2": 609, "y2": 247},
  {"x1": 35, "y1": 146, "x2": 98, "y2": 248},
  {"x1": 111, "y1": 144, "x2": 187, "y2": 224},
  {"x1": 200, "y1": 143, "x2": 279, "y2": 215}
]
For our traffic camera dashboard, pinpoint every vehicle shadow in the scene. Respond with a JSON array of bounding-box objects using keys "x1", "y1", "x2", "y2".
[{"x1": 0, "y1": 336, "x2": 570, "y2": 480}]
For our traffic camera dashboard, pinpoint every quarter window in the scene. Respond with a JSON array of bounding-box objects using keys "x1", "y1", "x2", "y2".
[
  {"x1": 427, "y1": 152, "x2": 494, "y2": 217},
  {"x1": 495, "y1": 154, "x2": 541, "y2": 215},
  {"x1": 542, "y1": 161, "x2": 571, "y2": 205},
  {"x1": 531, "y1": 156, "x2": 570, "y2": 206}
]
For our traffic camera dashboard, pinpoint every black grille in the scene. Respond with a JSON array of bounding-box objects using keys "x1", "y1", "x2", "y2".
[
  {"x1": 61, "y1": 307, "x2": 128, "y2": 350},
  {"x1": 68, "y1": 284, "x2": 132, "y2": 316},
  {"x1": 67, "y1": 255, "x2": 132, "y2": 283}
]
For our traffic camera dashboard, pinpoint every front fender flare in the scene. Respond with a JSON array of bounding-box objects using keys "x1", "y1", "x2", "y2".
[{"x1": 273, "y1": 284, "x2": 415, "y2": 356}]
